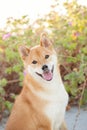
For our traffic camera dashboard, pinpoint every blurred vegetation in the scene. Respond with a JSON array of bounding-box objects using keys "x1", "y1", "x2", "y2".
[{"x1": 0, "y1": 0, "x2": 87, "y2": 119}]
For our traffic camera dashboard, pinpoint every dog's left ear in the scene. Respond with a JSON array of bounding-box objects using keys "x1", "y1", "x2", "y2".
[
  {"x1": 18, "y1": 45, "x2": 30, "y2": 60},
  {"x1": 40, "y1": 33, "x2": 52, "y2": 48}
]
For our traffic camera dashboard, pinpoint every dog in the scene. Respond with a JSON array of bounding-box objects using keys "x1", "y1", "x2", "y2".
[{"x1": 5, "y1": 33, "x2": 68, "y2": 130}]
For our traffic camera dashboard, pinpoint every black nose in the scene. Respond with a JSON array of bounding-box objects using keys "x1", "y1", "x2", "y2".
[{"x1": 42, "y1": 65, "x2": 48, "y2": 71}]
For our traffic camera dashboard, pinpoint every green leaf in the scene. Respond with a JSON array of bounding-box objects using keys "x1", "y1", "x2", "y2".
[
  {"x1": 82, "y1": 47, "x2": 87, "y2": 54},
  {"x1": 66, "y1": 57, "x2": 77, "y2": 63},
  {"x1": 5, "y1": 101, "x2": 13, "y2": 111},
  {"x1": 81, "y1": 89, "x2": 87, "y2": 105},
  {"x1": 0, "y1": 78, "x2": 7, "y2": 87},
  {"x1": 13, "y1": 64, "x2": 21, "y2": 73},
  {"x1": 5, "y1": 67, "x2": 12, "y2": 74}
]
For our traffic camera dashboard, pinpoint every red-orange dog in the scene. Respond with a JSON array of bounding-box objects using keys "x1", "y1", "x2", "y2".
[{"x1": 5, "y1": 33, "x2": 68, "y2": 130}]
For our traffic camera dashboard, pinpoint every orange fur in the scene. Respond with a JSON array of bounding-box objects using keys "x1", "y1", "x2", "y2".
[{"x1": 6, "y1": 75, "x2": 51, "y2": 130}]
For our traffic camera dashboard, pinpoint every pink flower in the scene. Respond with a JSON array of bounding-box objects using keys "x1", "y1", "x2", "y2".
[
  {"x1": 74, "y1": 32, "x2": 80, "y2": 37},
  {"x1": 68, "y1": 21, "x2": 72, "y2": 26},
  {"x1": 23, "y1": 70, "x2": 27, "y2": 76},
  {"x1": 2, "y1": 33, "x2": 11, "y2": 40}
]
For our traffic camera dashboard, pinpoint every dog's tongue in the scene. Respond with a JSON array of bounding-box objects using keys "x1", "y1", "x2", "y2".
[{"x1": 42, "y1": 71, "x2": 53, "y2": 81}]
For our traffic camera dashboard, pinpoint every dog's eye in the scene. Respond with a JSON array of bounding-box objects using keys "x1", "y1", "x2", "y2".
[
  {"x1": 32, "y1": 60, "x2": 37, "y2": 64},
  {"x1": 45, "y1": 55, "x2": 49, "y2": 59}
]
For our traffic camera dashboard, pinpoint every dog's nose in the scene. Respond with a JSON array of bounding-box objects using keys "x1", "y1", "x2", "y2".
[{"x1": 42, "y1": 65, "x2": 48, "y2": 71}]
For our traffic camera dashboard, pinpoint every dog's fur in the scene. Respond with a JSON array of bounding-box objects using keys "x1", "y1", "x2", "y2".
[{"x1": 5, "y1": 33, "x2": 68, "y2": 130}]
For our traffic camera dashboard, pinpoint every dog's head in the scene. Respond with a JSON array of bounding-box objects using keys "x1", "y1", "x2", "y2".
[{"x1": 19, "y1": 33, "x2": 58, "y2": 82}]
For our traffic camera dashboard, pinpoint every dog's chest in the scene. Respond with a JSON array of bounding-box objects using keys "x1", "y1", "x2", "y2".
[
  {"x1": 44, "y1": 89, "x2": 68, "y2": 129},
  {"x1": 45, "y1": 101, "x2": 65, "y2": 129}
]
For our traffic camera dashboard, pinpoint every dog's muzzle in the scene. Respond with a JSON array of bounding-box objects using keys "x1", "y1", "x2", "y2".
[{"x1": 36, "y1": 65, "x2": 54, "y2": 81}]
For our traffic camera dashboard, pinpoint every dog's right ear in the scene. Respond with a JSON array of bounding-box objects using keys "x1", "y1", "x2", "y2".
[
  {"x1": 40, "y1": 33, "x2": 52, "y2": 48},
  {"x1": 18, "y1": 46, "x2": 30, "y2": 60}
]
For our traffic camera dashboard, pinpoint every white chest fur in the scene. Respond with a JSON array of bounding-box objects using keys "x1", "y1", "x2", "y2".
[{"x1": 44, "y1": 88, "x2": 68, "y2": 130}]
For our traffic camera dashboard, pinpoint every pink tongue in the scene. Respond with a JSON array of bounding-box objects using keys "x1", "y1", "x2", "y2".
[{"x1": 42, "y1": 71, "x2": 53, "y2": 81}]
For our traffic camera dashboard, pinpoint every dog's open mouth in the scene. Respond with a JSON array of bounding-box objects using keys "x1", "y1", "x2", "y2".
[{"x1": 36, "y1": 65, "x2": 54, "y2": 81}]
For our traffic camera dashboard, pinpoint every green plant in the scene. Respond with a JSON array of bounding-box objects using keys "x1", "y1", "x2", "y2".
[{"x1": 0, "y1": 16, "x2": 33, "y2": 116}]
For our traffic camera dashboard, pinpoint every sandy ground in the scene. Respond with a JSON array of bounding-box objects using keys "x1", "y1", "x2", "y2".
[{"x1": 0, "y1": 107, "x2": 87, "y2": 130}]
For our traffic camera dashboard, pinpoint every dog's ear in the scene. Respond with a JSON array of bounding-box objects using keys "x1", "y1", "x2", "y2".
[
  {"x1": 18, "y1": 45, "x2": 30, "y2": 60},
  {"x1": 40, "y1": 33, "x2": 52, "y2": 48}
]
